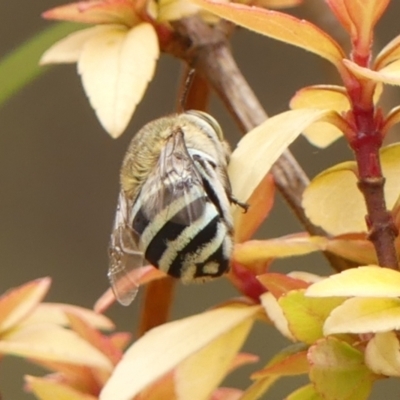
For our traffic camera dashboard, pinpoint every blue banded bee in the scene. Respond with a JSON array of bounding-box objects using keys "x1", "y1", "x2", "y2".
[{"x1": 108, "y1": 111, "x2": 246, "y2": 305}]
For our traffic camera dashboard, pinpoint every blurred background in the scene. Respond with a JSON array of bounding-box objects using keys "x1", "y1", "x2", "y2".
[{"x1": 1, "y1": 0, "x2": 400, "y2": 398}]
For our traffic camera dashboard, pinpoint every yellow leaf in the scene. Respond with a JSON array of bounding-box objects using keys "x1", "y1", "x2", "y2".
[
  {"x1": 158, "y1": 0, "x2": 200, "y2": 21},
  {"x1": 365, "y1": 331, "x2": 400, "y2": 377},
  {"x1": 175, "y1": 319, "x2": 253, "y2": 400},
  {"x1": 23, "y1": 303, "x2": 114, "y2": 330},
  {"x1": 189, "y1": 0, "x2": 345, "y2": 67},
  {"x1": 234, "y1": 235, "x2": 325, "y2": 267},
  {"x1": 286, "y1": 383, "x2": 324, "y2": 400},
  {"x1": 344, "y1": 58, "x2": 400, "y2": 86},
  {"x1": 26, "y1": 375, "x2": 97, "y2": 400},
  {"x1": 40, "y1": 26, "x2": 111, "y2": 64},
  {"x1": 324, "y1": 297, "x2": 400, "y2": 334},
  {"x1": 302, "y1": 122, "x2": 343, "y2": 148},
  {"x1": 0, "y1": 323, "x2": 113, "y2": 369},
  {"x1": 78, "y1": 23, "x2": 159, "y2": 137},
  {"x1": 383, "y1": 105, "x2": 400, "y2": 135},
  {"x1": 228, "y1": 109, "x2": 333, "y2": 204},
  {"x1": 324, "y1": 235, "x2": 377, "y2": 265},
  {"x1": 100, "y1": 305, "x2": 260, "y2": 400},
  {"x1": 303, "y1": 144, "x2": 400, "y2": 235},
  {"x1": 0, "y1": 277, "x2": 51, "y2": 333},
  {"x1": 306, "y1": 266, "x2": 400, "y2": 298},
  {"x1": 374, "y1": 34, "x2": 400, "y2": 70},
  {"x1": 290, "y1": 85, "x2": 350, "y2": 112}
]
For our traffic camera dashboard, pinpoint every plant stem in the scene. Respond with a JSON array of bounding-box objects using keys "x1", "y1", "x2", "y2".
[{"x1": 347, "y1": 78, "x2": 399, "y2": 269}]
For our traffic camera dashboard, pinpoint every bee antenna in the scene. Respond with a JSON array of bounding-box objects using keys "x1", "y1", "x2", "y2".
[{"x1": 179, "y1": 69, "x2": 196, "y2": 112}]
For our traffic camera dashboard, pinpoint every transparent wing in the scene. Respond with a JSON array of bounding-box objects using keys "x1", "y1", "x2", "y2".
[
  {"x1": 139, "y1": 129, "x2": 207, "y2": 226},
  {"x1": 108, "y1": 191, "x2": 144, "y2": 306}
]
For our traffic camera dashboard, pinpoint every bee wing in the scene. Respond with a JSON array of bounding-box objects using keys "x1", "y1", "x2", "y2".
[
  {"x1": 108, "y1": 191, "x2": 144, "y2": 306},
  {"x1": 139, "y1": 129, "x2": 206, "y2": 225}
]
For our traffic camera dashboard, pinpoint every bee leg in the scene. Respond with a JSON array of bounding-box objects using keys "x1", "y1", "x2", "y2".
[{"x1": 229, "y1": 195, "x2": 249, "y2": 213}]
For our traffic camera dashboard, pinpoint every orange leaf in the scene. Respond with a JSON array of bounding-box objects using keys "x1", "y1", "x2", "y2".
[
  {"x1": 251, "y1": 350, "x2": 308, "y2": 378},
  {"x1": 258, "y1": 273, "x2": 309, "y2": 299},
  {"x1": 343, "y1": 0, "x2": 390, "y2": 44},
  {"x1": 190, "y1": 0, "x2": 345, "y2": 67},
  {"x1": 233, "y1": 173, "x2": 275, "y2": 243},
  {"x1": 0, "y1": 277, "x2": 51, "y2": 333},
  {"x1": 66, "y1": 313, "x2": 123, "y2": 365},
  {"x1": 325, "y1": 0, "x2": 354, "y2": 34},
  {"x1": 43, "y1": 0, "x2": 140, "y2": 27}
]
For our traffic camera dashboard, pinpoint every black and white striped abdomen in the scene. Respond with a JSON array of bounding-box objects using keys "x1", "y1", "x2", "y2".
[{"x1": 131, "y1": 188, "x2": 233, "y2": 281}]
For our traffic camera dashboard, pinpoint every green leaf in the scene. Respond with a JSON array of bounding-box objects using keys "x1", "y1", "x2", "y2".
[
  {"x1": 0, "y1": 22, "x2": 82, "y2": 108},
  {"x1": 279, "y1": 290, "x2": 345, "y2": 344},
  {"x1": 309, "y1": 337, "x2": 375, "y2": 400},
  {"x1": 286, "y1": 384, "x2": 324, "y2": 400}
]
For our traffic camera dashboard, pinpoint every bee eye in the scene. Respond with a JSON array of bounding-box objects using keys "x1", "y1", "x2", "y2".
[{"x1": 185, "y1": 110, "x2": 224, "y2": 141}]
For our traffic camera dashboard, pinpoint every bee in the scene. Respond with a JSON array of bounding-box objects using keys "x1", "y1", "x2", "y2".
[{"x1": 108, "y1": 110, "x2": 246, "y2": 305}]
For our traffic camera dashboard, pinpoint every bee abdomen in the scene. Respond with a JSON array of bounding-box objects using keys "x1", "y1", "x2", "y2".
[{"x1": 132, "y1": 200, "x2": 232, "y2": 281}]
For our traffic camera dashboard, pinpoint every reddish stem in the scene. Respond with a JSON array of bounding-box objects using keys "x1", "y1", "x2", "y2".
[{"x1": 347, "y1": 79, "x2": 399, "y2": 269}]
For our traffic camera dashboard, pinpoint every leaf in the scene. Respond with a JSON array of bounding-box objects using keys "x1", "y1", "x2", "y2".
[
  {"x1": 0, "y1": 323, "x2": 113, "y2": 369},
  {"x1": 325, "y1": 0, "x2": 353, "y2": 34},
  {"x1": 279, "y1": 290, "x2": 345, "y2": 344},
  {"x1": 323, "y1": 234, "x2": 377, "y2": 265},
  {"x1": 343, "y1": 0, "x2": 390, "y2": 42},
  {"x1": 290, "y1": 85, "x2": 350, "y2": 112},
  {"x1": 233, "y1": 173, "x2": 275, "y2": 243},
  {"x1": 306, "y1": 265, "x2": 400, "y2": 298},
  {"x1": 324, "y1": 297, "x2": 400, "y2": 335},
  {"x1": 243, "y1": 344, "x2": 308, "y2": 400},
  {"x1": 374, "y1": 34, "x2": 400, "y2": 70},
  {"x1": 175, "y1": 318, "x2": 254, "y2": 400},
  {"x1": 23, "y1": 302, "x2": 114, "y2": 330},
  {"x1": 303, "y1": 144, "x2": 400, "y2": 235},
  {"x1": 0, "y1": 278, "x2": 51, "y2": 333},
  {"x1": 66, "y1": 313, "x2": 122, "y2": 365},
  {"x1": 78, "y1": 23, "x2": 159, "y2": 137},
  {"x1": 43, "y1": 0, "x2": 140, "y2": 26},
  {"x1": 258, "y1": 272, "x2": 309, "y2": 299},
  {"x1": 309, "y1": 337, "x2": 375, "y2": 400},
  {"x1": 41, "y1": 26, "x2": 113, "y2": 64},
  {"x1": 228, "y1": 109, "x2": 334, "y2": 204},
  {"x1": 100, "y1": 305, "x2": 260, "y2": 400},
  {"x1": 261, "y1": 292, "x2": 296, "y2": 341},
  {"x1": 157, "y1": 0, "x2": 200, "y2": 21},
  {"x1": 382, "y1": 105, "x2": 400, "y2": 136},
  {"x1": 0, "y1": 23, "x2": 81, "y2": 108},
  {"x1": 252, "y1": 349, "x2": 308, "y2": 378},
  {"x1": 256, "y1": 0, "x2": 302, "y2": 8},
  {"x1": 365, "y1": 331, "x2": 400, "y2": 377},
  {"x1": 286, "y1": 384, "x2": 324, "y2": 400},
  {"x1": 190, "y1": 0, "x2": 345, "y2": 67},
  {"x1": 234, "y1": 235, "x2": 325, "y2": 267},
  {"x1": 25, "y1": 375, "x2": 97, "y2": 400},
  {"x1": 344, "y1": 58, "x2": 400, "y2": 86}
]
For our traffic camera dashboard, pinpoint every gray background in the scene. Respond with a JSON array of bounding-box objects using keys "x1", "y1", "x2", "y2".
[{"x1": 1, "y1": 0, "x2": 400, "y2": 398}]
